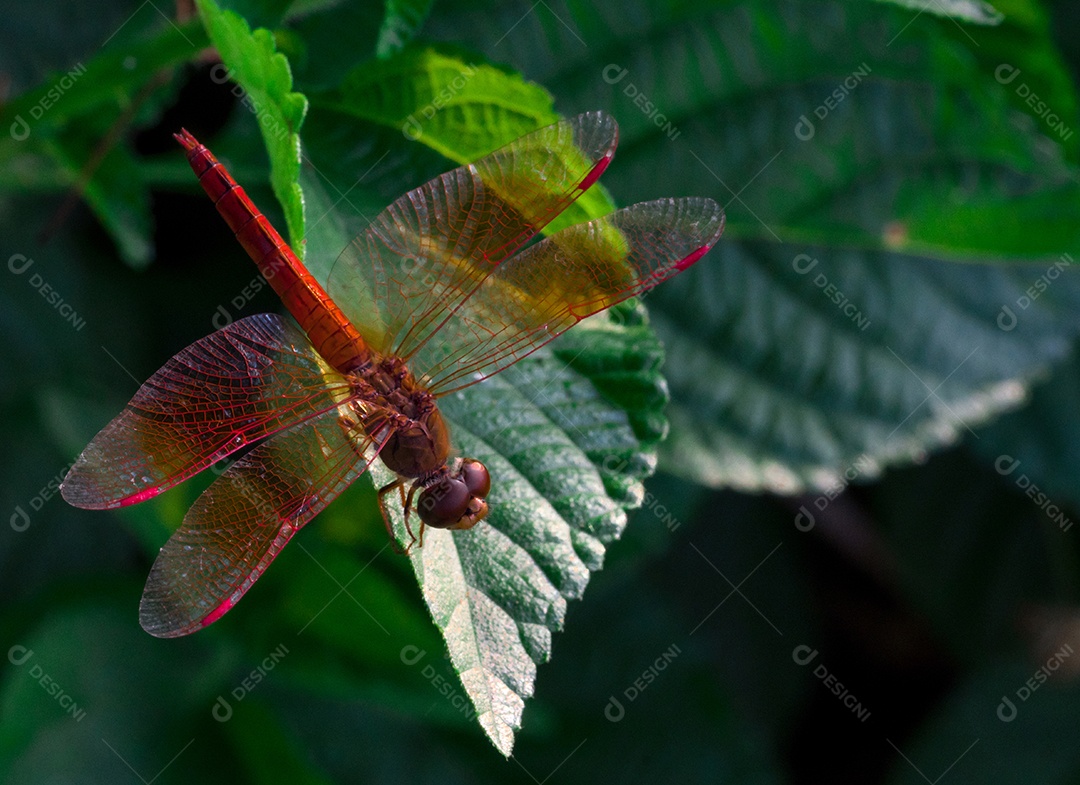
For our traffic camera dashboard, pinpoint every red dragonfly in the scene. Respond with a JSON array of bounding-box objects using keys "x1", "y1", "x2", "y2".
[{"x1": 61, "y1": 111, "x2": 724, "y2": 638}]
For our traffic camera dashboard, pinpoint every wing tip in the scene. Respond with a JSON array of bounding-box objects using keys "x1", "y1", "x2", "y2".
[{"x1": 60, "y1": 468, "x2": 165, "y2": 510}]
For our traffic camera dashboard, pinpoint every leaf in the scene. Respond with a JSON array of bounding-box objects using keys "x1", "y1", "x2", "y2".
[
  {"x1": 421, "y1": 0, "x2": 1080, "y2": 491},
  {"x1": 0, "y1": 18, "x2": 204, "y2": 127},
  {"x1": 871, "y1": 0, "x2": 1003, "y2": 24},
  {"x1": 426, "y1": 0, "x2": 1080, "y2": 260},
  {"x1": 377, "y1": 0, "x2": 436, "y2": 58},
  {"x1": 972, "y1": 346, "x2": 1080, "y2": 512},
  {"x1": 0, "y1": 15, "x2": 205, "y2": 267},
  {"x1": 365, "y1": 303, "x2": 664, "y2": 756},
  {"x1": 47, "y1": 127, "x2": 153, "y2": 267},
  {"x1": 294, "y1": 81, "x2": 668, "y2": 750},
  {"x1": 310, "y1": 46, "x2": 615, "y2": 231},
  {"x1": 196, "y1": 0, "x2": 309, "y2": 249},
  {"x1": 654, "y1": 247, "x2": 1080, "y2": 493}
]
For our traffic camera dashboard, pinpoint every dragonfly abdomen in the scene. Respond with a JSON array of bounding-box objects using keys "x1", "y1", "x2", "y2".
[{"x1": 175, "y1": 129, "x2": 371, "y2": 374}]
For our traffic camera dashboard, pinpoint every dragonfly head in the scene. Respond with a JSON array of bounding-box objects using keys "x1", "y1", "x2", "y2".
[{"x1": 417, "y1": 459, "x2": 490, "y2": 531}]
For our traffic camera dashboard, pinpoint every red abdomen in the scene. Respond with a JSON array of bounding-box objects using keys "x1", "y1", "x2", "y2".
[{"x1": 175, "y1": 130, "x2": 371, "y2": 373}]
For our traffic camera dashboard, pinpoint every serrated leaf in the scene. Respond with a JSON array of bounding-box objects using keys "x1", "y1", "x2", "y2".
[
  {"x1": 872, "y1": 0, "x2": 1003, "y2": 24},
  {"x1": 973, "y1": 346, "x2": 1080, "y2": 512},
  {"x1": 196, "y1": 0, "x2": 309, "y2": 249},
  {"x1": 421, "y1": 0, "x2": 1080, "y2": 491},
  {"x1": 366, "y1": 309, "x2": 663, "y2": 754},
  {"x1": 654, "y1": 246, "x2": 1080, "y2": 492}
]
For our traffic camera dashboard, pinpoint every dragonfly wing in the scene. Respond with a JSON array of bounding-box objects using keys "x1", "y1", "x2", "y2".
[
  {"x1": 327, "y1": 111, "x2": 619, "y2": 361},
  {"x1": 139, "y1": 404, "x2": 392, "y2": 638},
  {"x1": 62, "y1": 314, "x2": 349, "y2": 509},
  {"x1": 417, "y1": 197, "x2": 725, "y2": 394}
]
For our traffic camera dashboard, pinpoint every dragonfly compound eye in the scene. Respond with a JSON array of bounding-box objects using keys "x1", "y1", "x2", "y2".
[{"x1": 418, "y1": 461, "x2": 490, "y2": 530}]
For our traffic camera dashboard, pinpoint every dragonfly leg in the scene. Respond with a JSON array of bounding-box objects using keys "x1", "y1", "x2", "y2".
[
  {"x1": 376, "y1": 477, "x2": 409, "y2": 555},
  {"x1": 402, "y1": 481, "x2": 426, "y2": 553}
]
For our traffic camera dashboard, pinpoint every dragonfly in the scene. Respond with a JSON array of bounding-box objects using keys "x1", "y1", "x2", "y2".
[{"x1": 61, "y1": 111, "x2": 724, "y2": 638}]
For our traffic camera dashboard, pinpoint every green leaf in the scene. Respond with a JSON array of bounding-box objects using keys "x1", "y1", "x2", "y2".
[
  {"x1": 426, "y1": 0, "x2": 1080, "y2": 260},
  {"x1": 0, "y1": 16, "x2": 204, "y2": 267},
  {"x1": 196, "y1": 0, "x2": 309, "y2": 249},
  {"x1": 46, "y1": 128, "x2": 153, "y2": 267},
  {"x1": 377, "y1": 0, "x2": 435, "y2": 58},
  {"x1": 294, "y1": 88, "x2": 667, "y2": 752},
  {"x1": 872, "y1": 0, "x2": 1003, "y2": 24},
  {"x1": 973, "y1": 346, "x2": 1080, "y2": 513},
  {"x1": 0, "y1": 20, "x2": 204, "y2": 129},
  {"x1": 421, "y1": 0, "x2": 1080, "y2": 491},
  {"x1": 362, "y1": 311, "x2": 659, "y2": 754},
  {"x1": 311, "y1": 46, "x2": 615, "y2": 231}
]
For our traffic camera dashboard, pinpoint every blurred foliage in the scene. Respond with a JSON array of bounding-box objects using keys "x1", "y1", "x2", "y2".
[{"x1": 3, "y1": 0, "x2": 1080, "y2": 781}]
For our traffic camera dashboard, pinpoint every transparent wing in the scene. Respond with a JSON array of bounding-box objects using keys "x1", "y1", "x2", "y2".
[
  {"x1": 62, "y1": 314, "x2": 350, "y2": 509},
  {"x1": 139, "y1": 404, "x2": 393, "y2": 638},
  {"x1": 327, "y1": 111, "x2": 619, "y2": 361},
  {"x1": 415, "y1": 198, "x2": 725, "y2": 394}
]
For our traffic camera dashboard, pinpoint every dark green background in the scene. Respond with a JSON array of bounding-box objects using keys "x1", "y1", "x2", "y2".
[{"x1": 4, "y1": 1, "x2": 1080, "y2": 782}]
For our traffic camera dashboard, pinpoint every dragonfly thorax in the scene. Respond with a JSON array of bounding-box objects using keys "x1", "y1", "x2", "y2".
[{"x1": 353, "y1": 357, "x2": 451, "y2": 478}]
